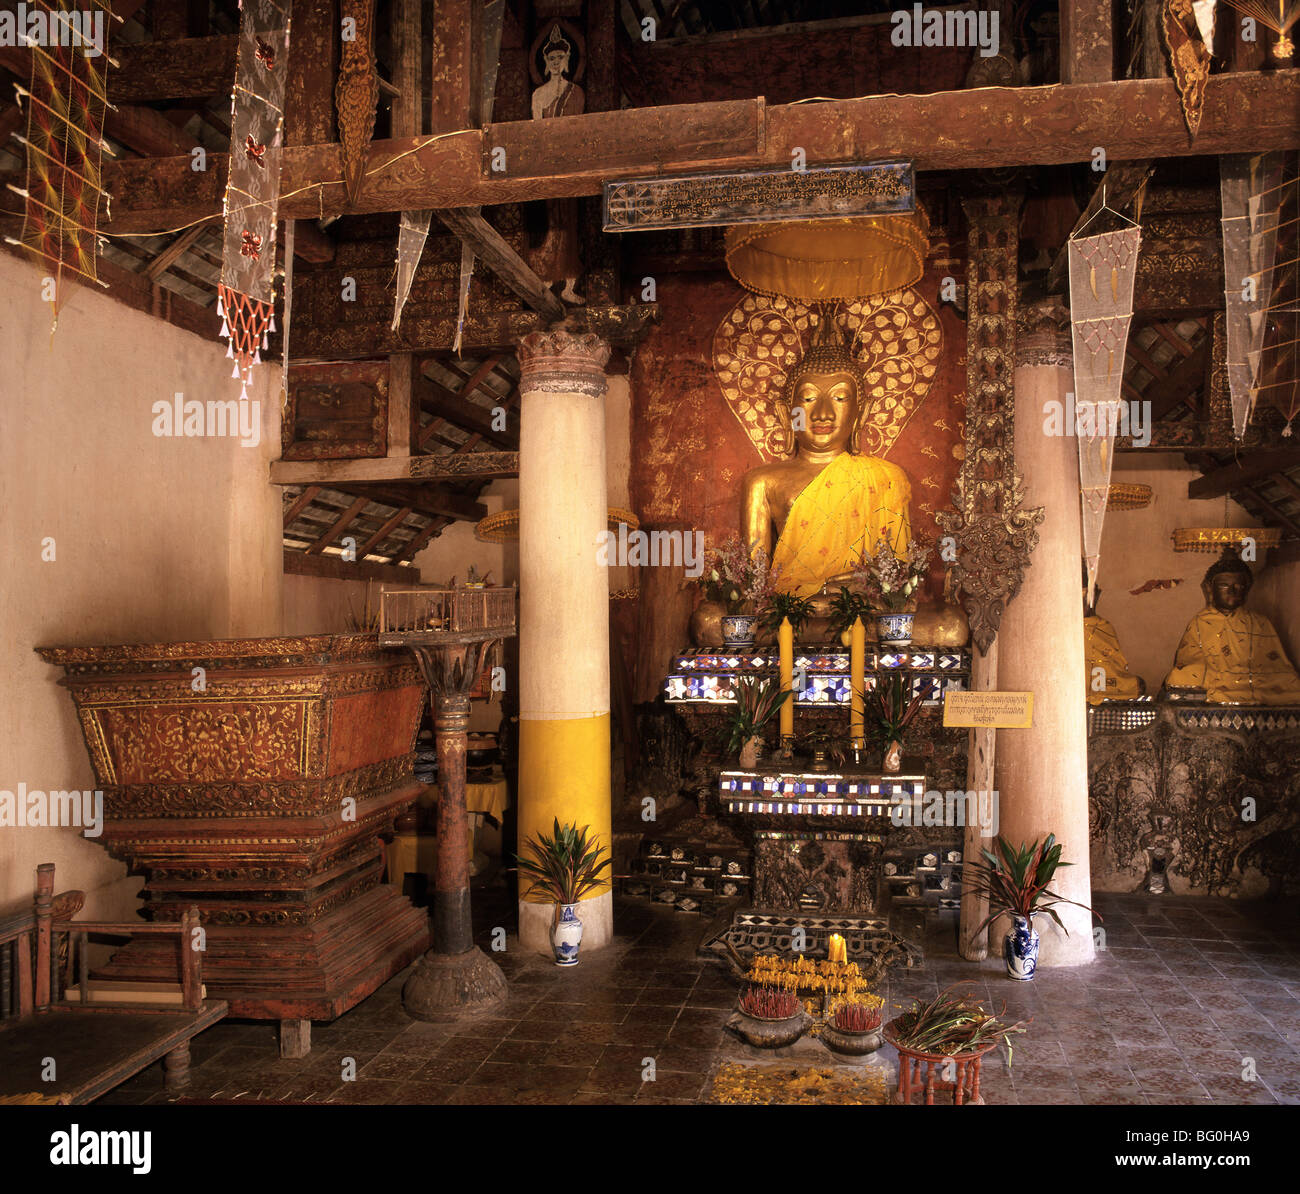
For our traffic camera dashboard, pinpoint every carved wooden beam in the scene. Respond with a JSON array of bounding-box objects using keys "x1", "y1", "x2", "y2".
[
  {"x1": 99, "y1": 72, "x2": 1300, "y2": 233},
  {"x1": 306, "y1": 496, "x2": 370, "y2": 553},
  {"x1": 271, "y1": 452, "x2": 519, "y2": 486},
  {"x1": 110, "y1": 36, "x2": 238, "y2": 101},
  {"x1": 1060, "y1": 0, "x2": 1114, "y2": 84},
  {"x1": 1188, "y1": 449, "x2": 1300, "y2": 499},
  {"x1": 289, "y1": 301, "x2": 658, "y2": 360},
  {"x1": 437, "y1": 208, "x2": 565, "y2": 321}
]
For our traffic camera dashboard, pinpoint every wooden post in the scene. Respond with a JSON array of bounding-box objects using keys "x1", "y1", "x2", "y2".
[
  {"x1": 388, "y1": 353, "x2": 416, "y2": 458},
  {"x1": 280, "y1": 1018, "x2": 312, "y2": 1059},
  {"x1": 181, "y1": 906, "x2": 201, "y2": 1011},
  {"x1": 286, "y1": 0, "x2": 338, "y2": 145},
  {"x1": 1060, "y1": 0, "x2": 1114, "y2": 83},
  {"x1": 959, "y1": 638, "x2": 998, "y2": 960},
  {"x1": 34, "y1": 863, "x2": 53, "y2": 1013},
  {"x1": 430, "y1": 0, "x2": 476, "y2": 134}
]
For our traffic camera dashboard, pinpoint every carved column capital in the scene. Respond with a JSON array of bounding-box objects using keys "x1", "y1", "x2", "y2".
[
  {"x1": 517, "y1": 328, "x2": 611, "y2": 398},
  {"x1": 1016, "y1": 298, "x2": 1073, "y2": 368}
]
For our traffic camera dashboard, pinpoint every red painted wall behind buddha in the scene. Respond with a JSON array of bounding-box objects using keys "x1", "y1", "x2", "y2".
[{"x1": 629, "y1": 267, "x2": 968, "y2": 599}]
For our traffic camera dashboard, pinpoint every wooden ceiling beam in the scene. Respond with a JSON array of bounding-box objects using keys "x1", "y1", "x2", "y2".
[
  {"x1": 284, "y1": 549, "x2": 418, "y2": 584},
  {"x1": 1188, "y1": 448, "x2": 1300, "y2": 499},
  {"x1": 282, "y1": 485, "x2": 323, "y2": 525},
  {"x1": 1145, "y1": 338, "x2": 1211, "y2": 421},
  {"x1": 1240, "y1": 485, "x2": 1300, "y2": 537},
  {"x1": 271, "y1": 452, "x2": 518, "y2": 486},
  {"x1": 1151, "y1": 319, "x2": 1200, "y2": 358},
  {"x1": 100, "y1": 71, "x2": 1300, "y2": 233},
  {"x1": 437, "y1": 209, "x2": 565, "y2": 321},
  {"x1": 109, "y1": 35, "x2": 237, "y2": 101},
  {"x1": 391, "y1": 518, "x2": 444, "y2": 563},
  {"x1": 1046, "y1": 160, "x2": 1153, "y2": 294},
  {"x1": 335, "y1": 481, "x2": 487, "y2": 522},
  {"x1": 414, "y1": 373, "x2": 519, "y2": 448},
  {"x1": 144, "y1": 219, "x2": 216, "y2": 281},
  {"x1": 1126, "y1": 339, "x2": 1169, "y2": 382},
  {"x1": 305, "y1": 495, "x2": 370, "y2": 553},
  {"x1": 357, "y1": 505, "x2": 414, "y2": 557}
]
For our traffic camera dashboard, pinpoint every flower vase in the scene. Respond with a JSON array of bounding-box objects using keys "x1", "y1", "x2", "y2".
[
  {"x1": 1003, "y1": 913, "x2": 1040, "y2": 980},
  {"x1": 552, "y1": 902, "x2": 583, "y2": 966},
  {"x1": 876, "y1": 612, "x2": 914, "y2": 649},
  {"x1": 883, "y1": 739, "x2": 903, "y2": 774},
  {"x1": 721, "y1": 613, "x2": 758, "y2": 650}
]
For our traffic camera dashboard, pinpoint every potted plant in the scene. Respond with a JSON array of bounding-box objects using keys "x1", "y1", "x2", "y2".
[
  {"x1": 821, "y1": 996, "x2": 885, "y2": 1056},
  {"x1": 721, "y1": 676, "x2": 791, "y2": 768},
  {"x1": 514, "y1": 819, "x2": 611, "y2": 967},
  {"x1": 853, "y1": 536, "x2": 933, "y2": 648},
  {"x1": 884, "y1": 983, "x2": 1028, "y2": 1105},
  {"x1": 827, "y1": 586, "x2": 871, "y2": 645},
  {"x1": 861, "y1": 672, "x2": 922, "y2": 773},
  {"x1": 702, "y1": 535, "x2": 778, "y2": 650},
  {"x1": 799, "y1": 725, "x2": 845, "y2": 772},
  {"x1": 961, "y1": 834, "x2": 1098, "y2": 980},
  {"x1": 726, "y1": 985, "x2": 810, "y2": 1048},
  {"x1": 761, "y1": 591, "x2": 815, "y2": 643}
]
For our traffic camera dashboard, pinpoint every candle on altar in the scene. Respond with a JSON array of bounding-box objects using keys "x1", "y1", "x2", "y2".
[
  {"x1": 779, "y1": 616, "x2": 794, "y2": 744},
  {"x1": 828, "y1": 933, "x2": 848, "y2": 964},
  {"x1": 849, "y1": 616, "x2": 865, "y2": 748}
]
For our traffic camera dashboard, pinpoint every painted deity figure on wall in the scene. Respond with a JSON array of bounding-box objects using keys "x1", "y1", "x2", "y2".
[
  {"x1": 741, "y1": 315, "x2": 912, "y2": 597},
  {"x1": 528, "y1": 23, "x2": 584, "y2": 305},
  {"x1": 1163, "y1": 548, "x2": 1300, "y2": 705}
]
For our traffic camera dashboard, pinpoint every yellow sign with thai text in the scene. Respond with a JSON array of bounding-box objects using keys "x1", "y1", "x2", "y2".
[{"x1": 943, "y1": 691, "x2": 1034, "y2": 729}]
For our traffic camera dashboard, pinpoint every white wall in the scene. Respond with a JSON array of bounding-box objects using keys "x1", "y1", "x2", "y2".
[{"x1": 0, "y1": 251, "x2": 282, "y2": 916}]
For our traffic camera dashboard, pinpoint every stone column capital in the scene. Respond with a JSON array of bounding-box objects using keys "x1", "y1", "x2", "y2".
[
  {"x1": 517, "y1": 328, "x2": 611, "y2": 398},
  {"x1": 1016, "y1": 298, "x2": 1072, "y2": 368}
]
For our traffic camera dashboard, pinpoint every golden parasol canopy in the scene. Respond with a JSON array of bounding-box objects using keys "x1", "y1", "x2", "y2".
[
  {"x1": 724, "y1": 210, "x2": 930, "y2": 303},
  {"x1": 475, "y1": 507, "x2": 640, "y2": 543}
]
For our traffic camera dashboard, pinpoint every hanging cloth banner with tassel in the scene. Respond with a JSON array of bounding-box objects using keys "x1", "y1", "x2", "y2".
[
  {"x1": 1220, "y1": 152, "x2": 1283, "y2": 439},
  {"x1": 218, "y1": 0, "x2": 293, "y2": 401},
  {"x1": 1068, "y1": 224, "x2": 1142, "y2": 606},
  {"x1": 453, "y1": 241, "x2": 475, "y2": 356},
  {"x1": 391, "y1": 209, "x2": 432, "y2": 332}
]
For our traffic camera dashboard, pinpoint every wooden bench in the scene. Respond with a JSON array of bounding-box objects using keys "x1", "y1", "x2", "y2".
[{"x1": 0, "y1": 863, "x2": 227, "y2": 1104}]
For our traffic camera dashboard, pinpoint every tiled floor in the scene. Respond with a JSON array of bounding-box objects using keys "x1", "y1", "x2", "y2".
[{"x1": 105, "y1": 890, "x2": 1300, "y2": 1106}]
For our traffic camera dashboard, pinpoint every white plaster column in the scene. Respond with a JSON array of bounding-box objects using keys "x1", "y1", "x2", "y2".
[
  {"x1": 993, "y1": 310, "x2": 1096, "y2": 967},
  {"x1": 515, "y1": 329, "x2": 614, "y2": 955}
]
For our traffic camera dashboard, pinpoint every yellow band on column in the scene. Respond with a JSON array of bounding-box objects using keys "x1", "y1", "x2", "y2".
[{"x1": 517, "y1": 713, "x2": 613, "y2": 902}]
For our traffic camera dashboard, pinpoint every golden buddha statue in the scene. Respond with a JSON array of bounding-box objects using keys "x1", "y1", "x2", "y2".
[
  {"x1": 1164, "y1": 549, "x2": 1300, "y2": 705},
  {"x1": 741, "y1": 317, "x2": 912, "y2": 597},
  {"x1": 1082, "y1": 572, "x2": 1143, "y2": 704}
]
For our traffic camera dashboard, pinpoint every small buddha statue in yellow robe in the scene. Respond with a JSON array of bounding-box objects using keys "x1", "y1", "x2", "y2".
[
  {"x1": 1082, "y1": 576, "x2": 1143, "y2": 704},
  {"x1": 740, "y1": 317, "x2": 911, "y2": 597},
  {"x1": 1163, "y1": 549, "x2": 1300, "y2": 705}
]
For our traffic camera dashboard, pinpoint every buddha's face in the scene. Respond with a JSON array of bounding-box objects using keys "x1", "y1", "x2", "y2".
[
  {"x1": 790, "y1": 370, "x2": 860, "y2": 456},
  {"x1": 545, "y1": 48, "x2": 569, "y2": 77},
  {"x1": 1209, "y1": 571, "x2": 1249, "y2": 613}
]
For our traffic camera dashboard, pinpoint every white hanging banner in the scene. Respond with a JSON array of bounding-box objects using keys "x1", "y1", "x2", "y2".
[
  {"x1": 392, "y1": 209, "x2": 432, "y2": 332},
  {"x1": 1221, "y1": 153, "x2": 1283, "y2": 440},
  {"x1": 1068, "y1": 223, "x2": 1142, "y2": 606}
]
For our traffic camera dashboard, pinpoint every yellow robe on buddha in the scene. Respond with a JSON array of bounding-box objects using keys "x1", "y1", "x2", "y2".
[
  {"x1": 1164, "y1": 606, "x2": 1300, "y2": 705},
  {"x1": 1084, "y1": 615, "x2": 1142, "y2": 705},
  {"x1": 772, "y1": 453, "x2": 911, "y2": 596}
]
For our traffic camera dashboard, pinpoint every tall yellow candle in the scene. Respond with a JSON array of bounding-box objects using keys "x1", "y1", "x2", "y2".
[
  {"x1": 850, "y1": 616, "x2": 865, "y2": 747},
  {"x1": 779, "y1": 616, "x2": 794, "y2": 744}
]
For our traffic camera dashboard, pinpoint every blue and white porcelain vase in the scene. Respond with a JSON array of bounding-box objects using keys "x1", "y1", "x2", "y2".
[
  {"x1": 553, "y1": 902, "x2": 583, "y2": 966},
  {"x1": 721, "y1": 613, "x2": 759, "y2": 649},
  {"x1": 876, "y1": 612, "x2": 914, "y2": 648},
  {"x1": 1004, "y1": 913, "x2": 1040, "y2": 980}
]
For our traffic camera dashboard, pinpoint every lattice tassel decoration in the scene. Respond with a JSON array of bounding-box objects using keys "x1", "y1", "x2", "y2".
[
  {"x1": 391, "y1": 209, "x2": 432, "y2": 331},
  {"x1": 7, "y1": 0, "x2": 119, "y2": 330},
  {"x1": 1069, "y1": 223, "x2": 1142, "y2": 606},
  {"x1": 218, "y1": 0, "x2": 293, "y2": 401},
  {"x1": 1220, "y1": 153, "x2": 1283, "y2": 439}
]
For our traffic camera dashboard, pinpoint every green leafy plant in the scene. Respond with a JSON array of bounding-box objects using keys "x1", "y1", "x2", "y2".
[
  {"x1": 513, "y1": 818, "x2": 611, "y2": 906},
  {"x1": 720, "y1": 676, "x2": 791, "y2": 755},
  {"x1": 760, "y1": 591, "x2": 815, "y2": 638},
  {"x1": 961, "y1": 834, "x2": 1098, "y2": 937},
  {"x1": 862, "y1": 672, "x2": 923, "y2": 743},
  {"x1": 827, "y1": 586, "x2": 870, "y2": 639},
  {"x1": 888, "y1": 983, "x2": 1029, "y2": 1060}
]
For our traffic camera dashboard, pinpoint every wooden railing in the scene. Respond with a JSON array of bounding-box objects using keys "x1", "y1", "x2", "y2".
[{"x1": 380, "y1": 585, "x2": 517, "y2": 638}]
